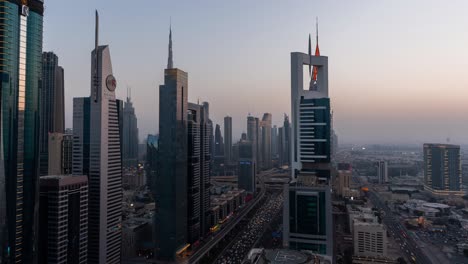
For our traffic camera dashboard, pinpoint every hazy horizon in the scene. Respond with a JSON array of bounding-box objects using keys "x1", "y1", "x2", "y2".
[{"x1": 43, "y1": 0, "x2": 468, "y2": 145}]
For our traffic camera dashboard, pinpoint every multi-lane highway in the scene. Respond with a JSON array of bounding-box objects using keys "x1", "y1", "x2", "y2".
[
  {"x1": 188, "y1": 169, "x2": 275, "y2": 263},
  {"x1": 367, "y1": 190, "x2": 431, "y2": 264}
]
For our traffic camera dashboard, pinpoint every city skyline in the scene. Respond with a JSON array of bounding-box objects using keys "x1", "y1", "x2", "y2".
[{"x1": 43, "y1": 0, "x2": 468, "y2": 144}]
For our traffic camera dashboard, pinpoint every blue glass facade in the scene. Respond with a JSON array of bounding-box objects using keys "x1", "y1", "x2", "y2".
[{"x1": 0, "y1": 1, "x2": 44, "y2": 263}]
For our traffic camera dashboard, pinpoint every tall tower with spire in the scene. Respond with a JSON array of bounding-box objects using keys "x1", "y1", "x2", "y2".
[
  {"x1": 167, "y1": 23, "x2": 173, "y2": 69},
  {"x1": 73, "y1": 11, "x2": 122, "y2": 264},
  {"x1": 155, "y1": 23, "x2": 189, "y2": 260}
]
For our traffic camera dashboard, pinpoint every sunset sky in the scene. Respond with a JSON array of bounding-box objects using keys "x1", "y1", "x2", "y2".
[{"x1": 43, "y1": 0, "x2": 468, "y2": 144}]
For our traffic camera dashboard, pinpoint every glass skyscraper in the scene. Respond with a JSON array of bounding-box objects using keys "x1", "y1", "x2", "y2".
[{"x1": 0, "y1": 1, "x2": 44, "y2": 263}]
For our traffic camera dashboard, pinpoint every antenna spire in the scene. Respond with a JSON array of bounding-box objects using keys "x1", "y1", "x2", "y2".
[{"x1": 167, "y1": 18, "x2": 173, "y2": 69}]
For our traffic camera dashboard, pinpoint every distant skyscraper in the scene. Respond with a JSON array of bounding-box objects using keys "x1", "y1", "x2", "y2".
[
  {"x1": 38, "y1": 175, "x2": 88, "y2": 264},
  {"x1": 238, "y1": 140, "x2": 256, "y2": 193},
  {"x1": 145, "y1": 134, "x2": 158, "y2": 191},
  {"x1": 261, "y1": 113, "x2": 272, "y2": 169},
  {"x1": 48, "y1": 132, "x2": 73, "y2": 175},
  {"x1": 40, "y1": 52, "x2": 65, "y2": 176},
  {"x1": 247, "y1": 116, "x2": 259, "y2": 170},
  {"x1": 224, "y1": 116, "x2": 232, "y2": 164},
  {"x1": 423, "y1": 143, "x2": 463, "y2": 196},
  {"x1": 283, "y1": 30, "x2": 333, "y2": 258},
  {"x1": 271, "y1": 125, "x2": 278, "y2": 160},
  {"x1": 155, "y1": 25, "x2": 189, "y2": 260},
  {"x1": 72, "y1": 12, "x2": 122, "y2": 263},
  {"x1": 278, "y1": 114, "x2": 291, "y2": 166},
  {"x1": 0, "y1": 1, "x2": 44, "y2": 262},
  {"x1": 122, "y1": 92, "x2": 139, "y2": 167},
  {"x1": 214, "y1": 124, "x2": 223, "y2": 156},
  {"x1": 377, "y1": 161, "x2": 388, "y2": 184}
]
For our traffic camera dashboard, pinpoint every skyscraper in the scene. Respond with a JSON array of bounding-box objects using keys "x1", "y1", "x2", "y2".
[
  {"x1": 48, "y1": 132, "x2": 73, "y2": 175},
  {"x1": 423, "y1": 143, "x2": 463, "y2": 196},
  {"x1": 122, "y1": 92, "x2": 139, "y2": 167},
  {"x1": 377, "y1": 161, "x2": 388, "y2": 184},
  {"x1": 145, "y1": 134, "x2": 158, "y2": 192},
  {"x1": 199, "y1": 103, "x2": 212, "y2": 236},
  {"x1": 271, "y1": 125, "x2": 278, "y2": 160},
  {"x1": 0, "y1": 1, "x2": 44, "y2": 262},
  {"x1": 283, "y1": 30, "x2": 333, "y2": 257},
  {"x1": 278, "y1": 114, "x2": 291, "y2": 167},
  {"x1": 247, "y1": 116, "x2": 258, "y2": 170},
  {"x1": 187, "y1": 103, "x2": 201, "y2": 244},
  {"x1": 261, "y1": 113, "x2": 272, "y2": 170},
  {"x1": 224, "y1": 116, "x2": 232, "y2": 165},
  {"x1": 155, "y1": 25, "x2": 189, "y2": 260},
  {"x1": 238, "y1": 140, "x2": 255, "y2": 193},
  {"x1": 72, "y1": 12, "x2": 122, "y2": 263},
  {"x1": 38, "y1": 175, "x2": 88, "y2": 264},
  {"x1": 214, "y1": 124, "x2": 223, "y2": 157},
  {"x1": 40, "y1": 52, "x2": 65, "y2": 176}
]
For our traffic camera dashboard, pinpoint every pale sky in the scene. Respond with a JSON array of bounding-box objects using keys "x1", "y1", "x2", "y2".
[{"x1": 43, "y1": 0, "x2": 468, "y2": 144}]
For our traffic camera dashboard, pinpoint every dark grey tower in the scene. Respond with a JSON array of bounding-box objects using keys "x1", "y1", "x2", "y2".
[
  {"x1": 122, "y1": 90, "x2": 139, "y2": 167},
  {"x1": 224, "y1": 116, "x2": 232, "y2": 164},
  {"x1": 187, "y1": 103, "x2": 201, "y2": 244},
  {"x1": 155, "y1": 26, "x2": 189, "y2": 260},
  {"x1": 39, "y1": 52, "x2": 65, "y2": 176}
]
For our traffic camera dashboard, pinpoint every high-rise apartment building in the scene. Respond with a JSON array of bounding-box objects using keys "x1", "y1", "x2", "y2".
[
  {"x1": 283, "y1": 32, "x2": 333, "y2": 258},
  {"x1": 224, "y1": 116, "x2": 232, "y2": 164},
  {"x1": 377, "y1": 161, "x2": 388, "y2": 184},
  {"x1": 40, "y1": 52, "x2": 65, "y2": 176},
  {"x1": 155, "y1": 25, "x2": 189, "y2": 260},
  {"x1": 261, "y1": 113, "x2": 272, "y2": 170},
  {"x1": 122, "y1": 94, "x2": 139, "y2": 167},
  {"x1": 38, "y1": 175, "x2": 88, "y2": 264},
  {"x1": 238, "y1": 140, "x2": 256, "y2": 193},
  {"x1": 0, "y1": 1, "x2": 44, "y2": 262},
  {"x1": 423, "y1": 143, "x2": 463, "y2": 196},
  {"x1": 187, "y1": 102, "x2": 212, "y2": 243},
  {"x1": 72, "y1": 12, "x2": 122, "y2": 263},
  {"x1": 48, "y1": 132, "x2": 73, "y2": 175}
]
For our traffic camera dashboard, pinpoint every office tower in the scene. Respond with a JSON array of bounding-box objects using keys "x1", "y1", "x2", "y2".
[
  {"x1": 423, "y1": 143, "x2": 463, "y2": 196},
  {"x1": 38, "y1": 175, "x2": 88, "y2": 264},
  {"x1": 271, "y1": 125, "x2": 278, "y2": 159},
  {"x1": 72, "y1": 12, "x2": 122, "y2": 263},
  {"x1": 155, "y1": 25, "x2": 189, "y2": 260},
  {"x1": 145, "y1": 134, "x2": 158, "y2": 191},
  {"x1": 224, "y1": 116, "x2": 232, "y2": 165},
  {"x1": 255, "y1": 117, "x2": 262, "y2": 171},
  {"x1": 353, "y1": 220, "x2": 387, "y2": 258},
  {"x1": 283, "y1": 30, "x2": 333, "y2": 257},
  {"x1": 238, "y1": 140, "x2": 256, "y2": 193},
  {"x1": 336, "y1": 167, "x2": 351, "y2": 198},
  {"x1": 214, "y1": 124, "x2": 223, "y2": 156},
  {"x1": 48, "y1": 132, "x2": 73, "y2": 175},
  {"x1": 122, "y1": 92, "x2": 139, "y2": 167},
  {"x1": 261, "y1": 113, "x2": 272, "y2": 170},
  {"x1": 40, "y1": 52, "x2": 65, "y2": 176},
  {"x1": 377, "y1": 161, "x2": 388, "y2": 184},
  {"x1": 0, "y1": 1, "x2": 44, "y2": 262}
]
